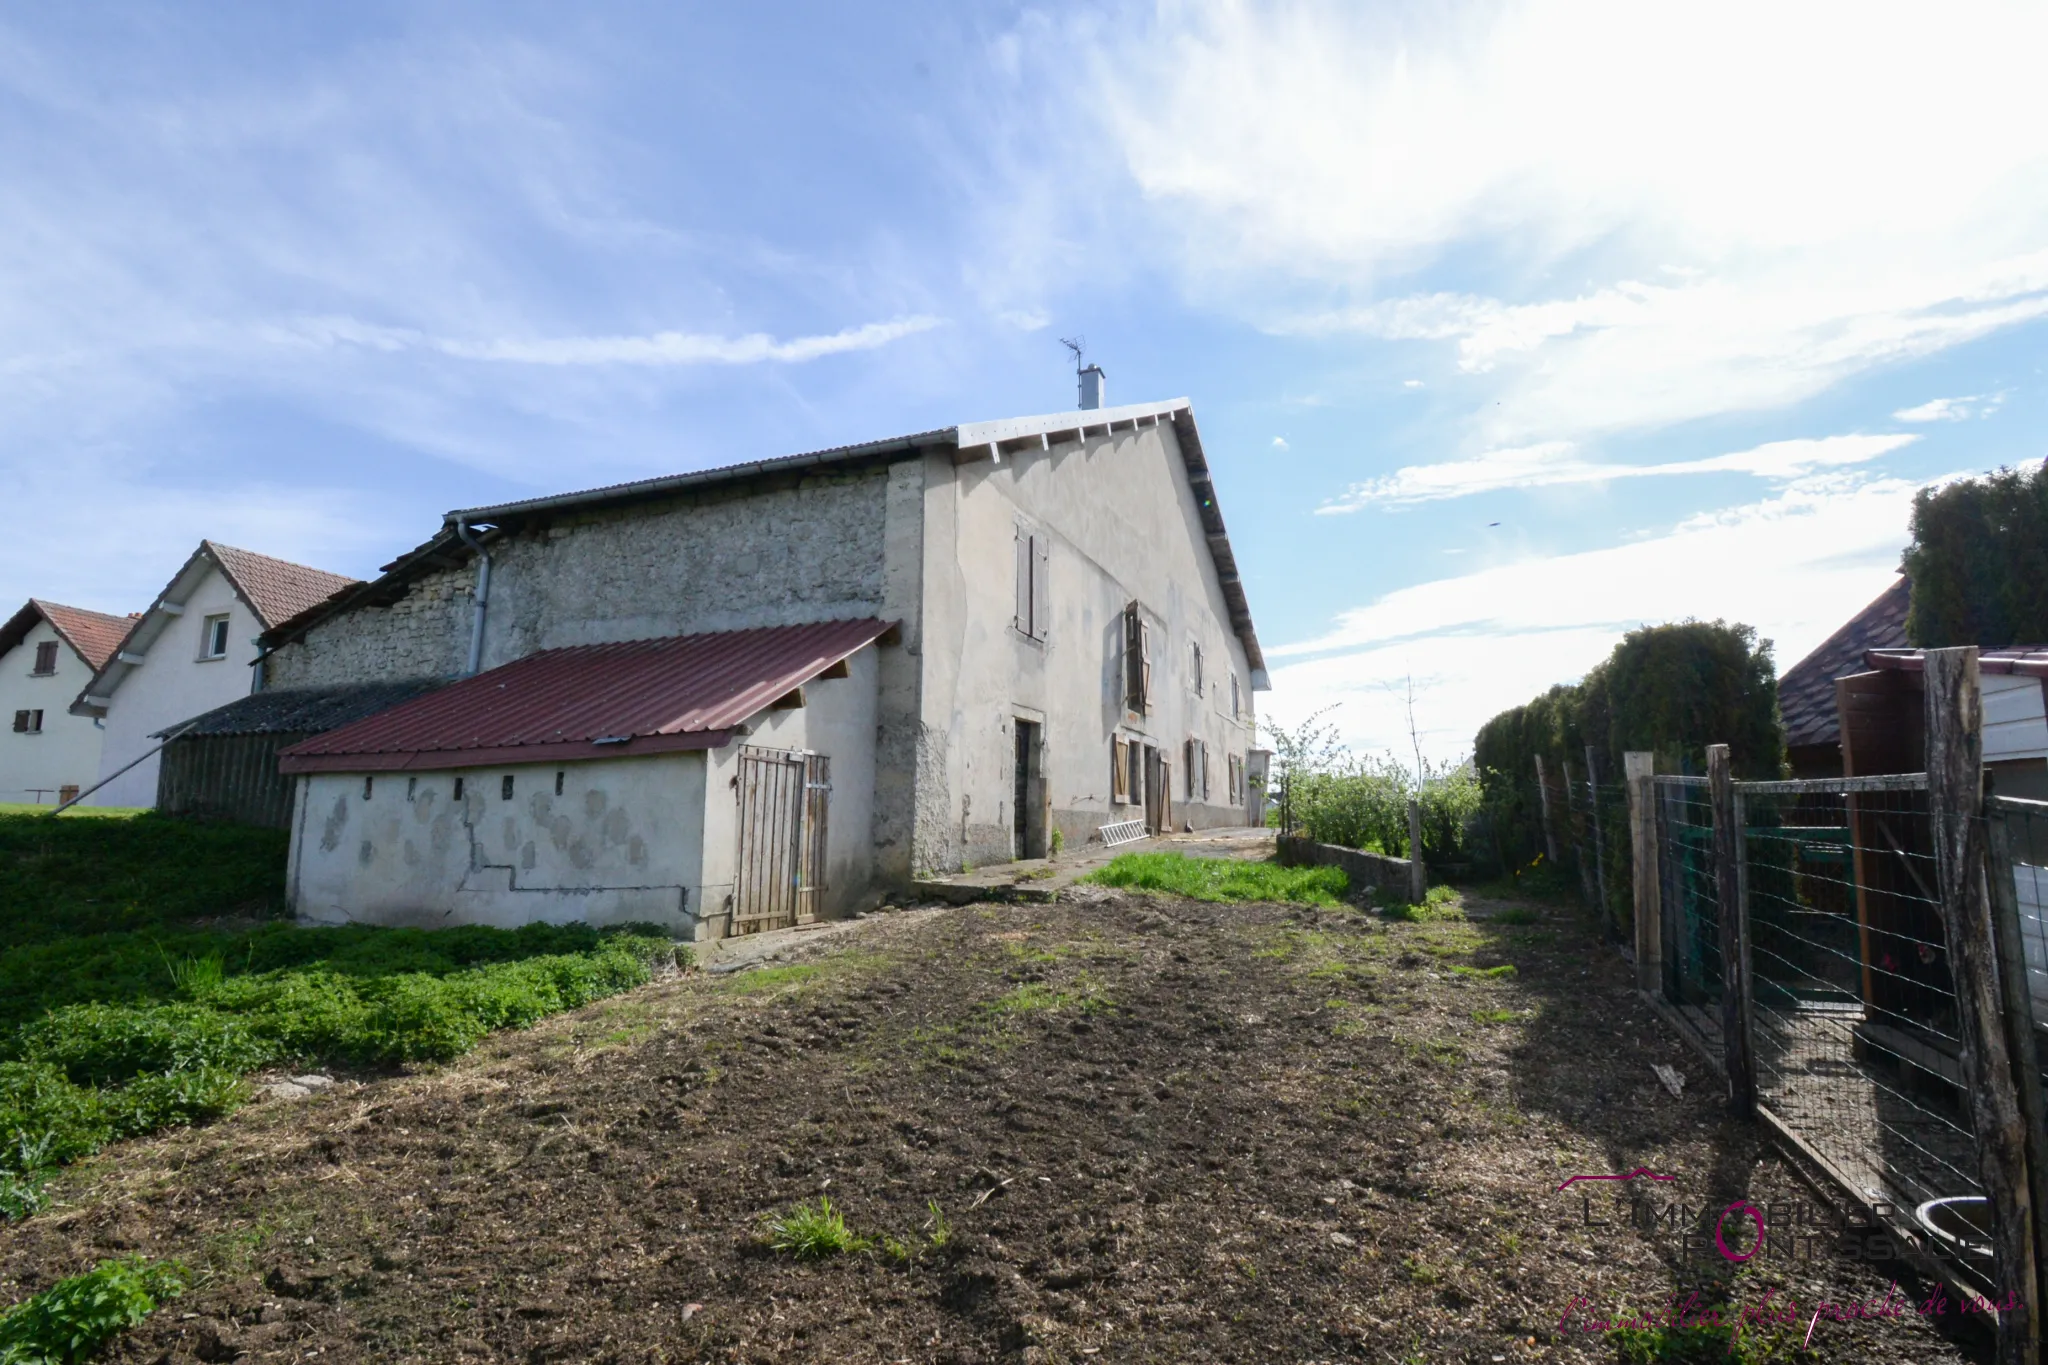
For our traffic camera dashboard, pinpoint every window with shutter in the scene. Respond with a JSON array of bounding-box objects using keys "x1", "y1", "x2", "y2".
[
  {"x1": 1200, "y1": 740, "x2": 1211, "y2": 799},
  {"x1": 1185, "y1": 739, "x2": 1197, "y2": 798},
  {"x1": 1122, "y1": 604, "x2": 1143, "y2": 712},
  {"x1": 1138, "y1": 619, "x2": 1153, "y2": 712},
  {"x1": 1189, "y1": 641, "x2": 1202, "y2": 696},
  {"x1": 1231, "y1": 674, "x2": 1240, "y2": 720},
  {"x1": 10, "y1": 711, "x2": 27, "y2": 733},
  {"x1": 1030, "y1": 534, "x2": 1049, "y2": 642},
  {"x1": 1111, "y1": 737, "x2": 1129, "y2": 802},
  {"x1": 1014, "y1": 528, "x2": 1031, "y2": 636},
  {"x1": 32, "y1": 642, "x2": 58, "y2": 675}
]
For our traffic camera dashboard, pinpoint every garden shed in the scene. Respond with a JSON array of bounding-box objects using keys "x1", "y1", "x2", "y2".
[{"x1": 276, "y1": 618, "x2": 893, "y2": 939}]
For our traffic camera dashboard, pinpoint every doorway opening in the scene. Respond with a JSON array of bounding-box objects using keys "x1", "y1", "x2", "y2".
[{"x1": 1013, "y1": 719, "x2": 1046, "y2": 859}]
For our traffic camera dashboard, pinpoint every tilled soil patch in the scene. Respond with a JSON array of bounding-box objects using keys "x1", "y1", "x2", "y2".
[{"x1": 0, "y1": 891, "x2": 1983, "y2": 1363}]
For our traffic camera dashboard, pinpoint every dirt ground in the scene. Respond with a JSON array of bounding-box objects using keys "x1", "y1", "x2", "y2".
[{"x1": 0, "y1": 882, "x2": 1990, "y2": 1364}]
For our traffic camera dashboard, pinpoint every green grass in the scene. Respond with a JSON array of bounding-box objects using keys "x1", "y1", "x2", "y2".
[
  {"x1": 0, "y1": 811, "x2": 690, "y2": 1224},
  {"x1": 0, "y1": 1256, "x2": 186, "y2": 1364},
  {"x1": 1083, "y1": 853, "x2": 1348, "y2": 907},
  {"x1": 1450, "y1": 963, "x2": 1516, "y2": 979},
  {"x1": 1385, "y1": 884, "x2": 1464, "y2": 923},
  {"x1": 764, "y1": 1197, "x2": 866, "y2": 1258}
]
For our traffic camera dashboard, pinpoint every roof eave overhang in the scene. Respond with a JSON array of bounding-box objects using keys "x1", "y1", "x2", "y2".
[{"x1": 277, "y1": 728, "x2": 738, "y2": 775}]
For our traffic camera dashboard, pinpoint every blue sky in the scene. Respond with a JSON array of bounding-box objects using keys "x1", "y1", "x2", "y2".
[{"x1": 5, "y1": 2, "x2": 2046, "y2": 761}]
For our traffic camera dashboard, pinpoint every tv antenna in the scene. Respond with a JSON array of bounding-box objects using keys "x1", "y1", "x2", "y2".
[{"x1": 1059, "y1": 335, "x2": 1085, "y2": 368}]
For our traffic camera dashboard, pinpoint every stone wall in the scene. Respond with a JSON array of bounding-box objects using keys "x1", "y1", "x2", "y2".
[
  {"x1": 1276, "y1": 834, "x2": 1420, "y2": 903},
  {"x1": 264, "y1": 468, "x2": 896, "y2": 689},
  {"x1": 264, "y1": 568, "x2": 469, "y2": 689}
]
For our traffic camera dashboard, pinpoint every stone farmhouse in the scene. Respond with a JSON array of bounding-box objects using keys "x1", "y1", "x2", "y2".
[
  {"x1": 248, "y1": 393, "x2": 1267, "y2": 940},
  {"x1": 0, "y1": 600, "x2": 134, "y2": 804}
]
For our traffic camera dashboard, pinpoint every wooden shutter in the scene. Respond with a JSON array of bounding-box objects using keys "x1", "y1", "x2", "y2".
[
  {"x1": 1014, "y1": 528, "x2": 1031, "y2": 635},
  {"x1": 1111, "y1": 737, "x2": 1128, "y2": 802},
  {"x1": 10, "y1": 711, "x2": 26, "y2": 733},
  {"x1": 1123, "y1": 605, "x2": 1141, "y2": 711},
  {"x1": 1138, "y1": 619, "x2": 1153, "y2": 712},
  {"x1": 1202, "y1": 741, "x2": 1211, "y2": 799},
  {"x1": 1031, "y1": 534, "x2": 1049, "y2": 641}
]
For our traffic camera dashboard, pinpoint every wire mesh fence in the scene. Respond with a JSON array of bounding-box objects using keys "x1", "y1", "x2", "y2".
[
  {"x1": 1738, "y1": 777, "x2": 1997, "y2": 1291},
  {"x1": 1651, "y1": 776, "x2": 1723, "y2": 1057}
]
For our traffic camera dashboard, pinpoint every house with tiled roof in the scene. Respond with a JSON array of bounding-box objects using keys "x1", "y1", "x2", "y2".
[
  {"x1": 0, "y1": 599, "x2": 138, "y2": 804},
  {"x1": 257, "y1": 388, "x2": 1267, "y2": 937},
  {"x1": 68, "y1": 541, "x2": 358, "y2": 808},
  {"x1": 1777, "y1": 576, "x2": 1912, "y2": 777}
]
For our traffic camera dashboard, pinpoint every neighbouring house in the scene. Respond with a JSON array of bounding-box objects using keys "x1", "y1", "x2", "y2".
[
  {"x1": 256, "y1": 393, "x2": 1268, "y2": 938},
  {"x1": 1776, "y1": 576, "x2": 1912, "y2": 778},
  {"x1": 0, "y1": 600, "x2": 135, "y2": 805},
  {"x1": 69, "y1": 542, "x2": 359, "y2": 808}
]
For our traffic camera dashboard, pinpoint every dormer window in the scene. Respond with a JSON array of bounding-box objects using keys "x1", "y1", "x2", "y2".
[{"x1": 201, "y1": 614, "x2": 231, "y2": 660}]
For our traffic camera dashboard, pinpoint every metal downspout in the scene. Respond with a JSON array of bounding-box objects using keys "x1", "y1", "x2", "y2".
[{"x1": 455, "y1": 521, "x2": 492, "y2": 676}]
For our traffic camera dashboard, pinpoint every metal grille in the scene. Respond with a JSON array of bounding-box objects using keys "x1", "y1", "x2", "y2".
[{"x1": 732, "y1": 746, "x2": 830, "y2": 936}]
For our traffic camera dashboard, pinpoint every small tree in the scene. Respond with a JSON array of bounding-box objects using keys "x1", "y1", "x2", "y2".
[{"x1": 1903, "y1": 459, "x2": 2048, "y2": 647}]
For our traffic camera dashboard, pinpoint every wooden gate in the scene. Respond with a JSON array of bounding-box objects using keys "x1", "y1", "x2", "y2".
[{"x1": 733, "y1": 746, "x2": 831, "y2": 935}]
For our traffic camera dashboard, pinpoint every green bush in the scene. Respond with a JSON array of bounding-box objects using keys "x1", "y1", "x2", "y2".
[
  {"x1": 0, "y1": 1256, "x2": 186, "y2": 1365},
  {"x1": 0, "y1": 1064, "x2": 112, "y2": 1171},
  {"x1": 1266, "y1": 711, "x2": 1483, "y2": 864},
  {"x1": 1904, "y1": 458, "x2": 2048, "y2": 647},
  {"x1": 106, "y1": 1068, "x2": 250, "y2": 1138},
  {"x1": 1084, "y1": 853, "x2": 1349, "y2": 907}
]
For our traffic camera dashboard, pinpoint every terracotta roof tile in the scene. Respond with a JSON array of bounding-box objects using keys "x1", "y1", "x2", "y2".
[
  {"x1": 0, "y1": 599, "x2": 139, "y2": 671},
  {"x1": 205, "y1": 542, "x2": 359, "y2": 631},
  {"x1": 1777, "y1": 577, "x2": 1912, "y2": 749},
  {"x1": 279, "y1": 618, "x2": 894, "y2": 773}
]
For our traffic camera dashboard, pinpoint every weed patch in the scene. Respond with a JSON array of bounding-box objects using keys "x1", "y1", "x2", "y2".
[
  {"x1": 764, "y1": 1197, "x2": 866, "y2": 1258},
  {"x1": 1386, "y1": 885, "x2": 1464, "y2": 923},
  {"x1": 0, "y1": 1256, "x2": 186, "y2": 1363},
  {"x1": 1083, "y1": 853, "x2": 1347, "y2": 907}
]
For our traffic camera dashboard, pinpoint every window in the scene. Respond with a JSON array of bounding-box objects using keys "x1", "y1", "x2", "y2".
[
  {"x1": 362, "y1": 775, "x2": 374, "y2": 800},
  {"x1": 1013, "y1": 526, "x2": 1050, "y2": 642},
  {"x1": 1229, "y1": 754, "x2": 1244, "y2": 804},
  {"x1": 12, "y1": 710, "x2": 43, "y2": 734},
  {"x1": 1231, "y1": 674, "x2": 1241, "y2": 721},
  {"x1": 501, "y1": 774, "x2": 515, "y2": 801},
  {"x1": 1111, "y1": 737, "x2": 1130, "y2": 803},
  {"x1": 31, "y1": 642, "x2": 57, "y2": 675},
  {"x1": 1189, "y1": 641, "x2": 1203, "y2": 696},
  {"x1": 406, "y1": 776, "x2": 417, "y2": 801},
  {"x1": 1200, "y1": 740, "x2": 1211, "y2": 800},
  {"x1": 1122, "y1": 603, "x2": 1152, "y2": 714},
  {"x1": 453, "y1": 776, "x2": 466, "y2": 801},
  {"x1": 1185, "y1": 739, "x2": 1198, "y2": 799},
  {"x1": 1129, "y1": 741, "x2": 1145, "y2": 805},
  {"x1": 200, "y1": 614, "x2": 231, "y2": 659},
  {"x1": 555, "y1": 770, "x2": 565, "y2": 796}
]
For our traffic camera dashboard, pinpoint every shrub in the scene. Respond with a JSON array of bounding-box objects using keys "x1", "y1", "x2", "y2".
[
  {"x1": 764, "y1": 1197, "x2": 866, "y2": 1258},
  {"x1": 0, "y1": 1256, "x2": 187, "y2": 1365},
  {"x1": 1266, "y1": 711, "x2": 1482, "y2": 865},
  {"x1": 1903, "y1": 458, "x2": 2048, "y2": 647},
  {"x1": 1084, "y1": 853, "x2": 1348, "y2": 907},
  {"x1": 0, "y1": 1065, "x2": 112, "y2": 1171}
]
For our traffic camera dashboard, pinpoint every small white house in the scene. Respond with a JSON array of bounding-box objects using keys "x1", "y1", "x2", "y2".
[
  {"x1": 0, "y1": 600, "x2": 135, "y2": 805},
  {"x1": 70, "y1": 542, "x2": 357, "y2": 808}
]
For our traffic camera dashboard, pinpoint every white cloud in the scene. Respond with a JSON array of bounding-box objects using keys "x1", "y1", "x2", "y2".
[
  {"x1": 290, "y1": 314, "x2": 944, "y2": 367},
  {"x1": 1402, "y1": 379, "x2": 1423, "y2": 389},
  {"x1": 1090, "y1": 1, "x2": 2048, "y2": 440},
  {"x1": 1893, "y1": 392, "x2": 2006, "y2": 422},
  {"x1": 1271, "y1": 436, "x2": 1289, "y2": 451},
  {"x1": 1318, "y1": 433, "x2": 1917, "y2": 511},
  {"x1": 1265, "y1": 470, "x2": 1927, "y2": 760},
  {"x1": 998, "y1": 308, "x2": 1051, "y2": 332}
]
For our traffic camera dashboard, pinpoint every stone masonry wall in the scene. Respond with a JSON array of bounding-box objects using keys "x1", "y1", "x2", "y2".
[{"x1": 265, "y1": 468, "x2": 895, "y2": 688}]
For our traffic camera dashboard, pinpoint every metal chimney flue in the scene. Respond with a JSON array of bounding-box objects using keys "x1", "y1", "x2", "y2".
[{"x1": 1078, "y1": 363, "x2": 1106, "y2": 411}]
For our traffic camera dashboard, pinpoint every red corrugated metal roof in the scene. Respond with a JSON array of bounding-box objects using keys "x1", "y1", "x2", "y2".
[{"x1": 278, "y1": 618, "x2": 894, "y2": 774}]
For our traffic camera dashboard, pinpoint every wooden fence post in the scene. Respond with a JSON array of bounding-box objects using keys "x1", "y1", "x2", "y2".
[
  {"x1": 1406, "y1": 797, "x2": 1427, "y2": 906},
  {"x1": 1926, "y1": 647, "x2": 2038, "y2": 1363},
  {"x1": 1586, "y1": 744, "x2": 1610, "y2": 928},
  {"x1": 1626, "y1": 752, "x2": 1659, "y2": 992},
  {"x1": 1534, "y1": 754, "x2": 1561, "y2": 867},
  {"x1": 1707, "y1": 743, "x2": 1755, "y2": 1114},
  {"x1": 1988, "y1": 796, "x2": 2048, "y2": 1337}
]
